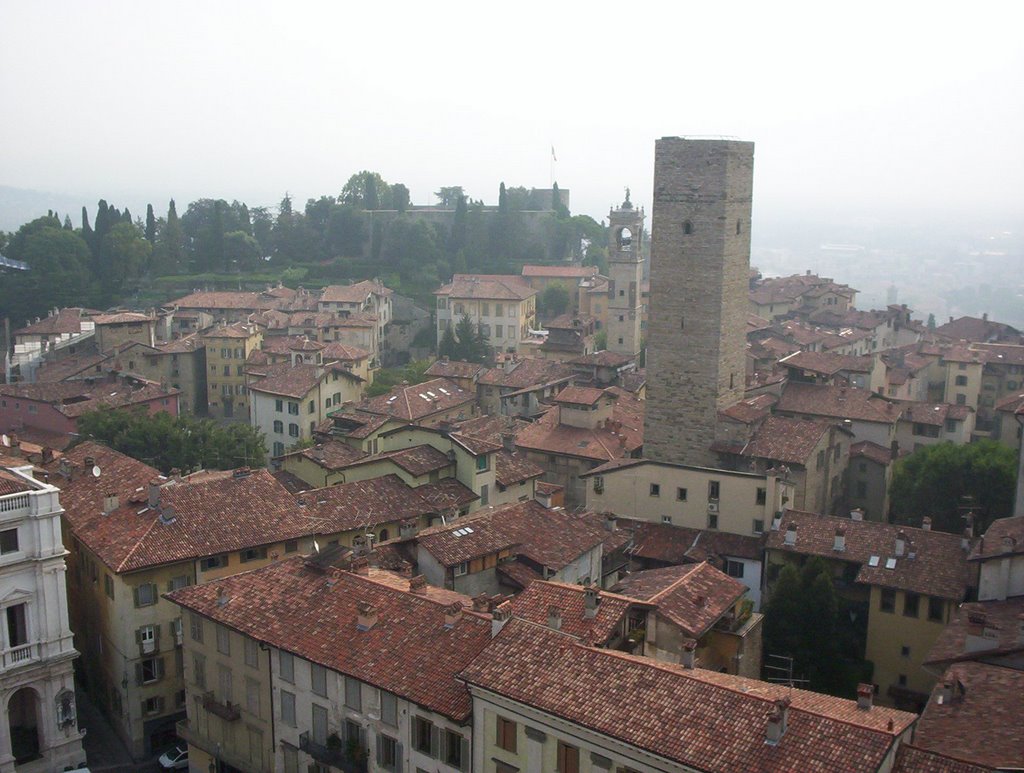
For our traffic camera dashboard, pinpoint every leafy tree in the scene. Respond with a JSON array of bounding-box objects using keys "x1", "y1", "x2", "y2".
[
  {"x1": 75, "y1": 408, "x2": 267, "y2": 473},
  {"x1": 435, "y1": 186, "x2": 464, "y2": 207},
  {"x1": 763, "y1": 557, "x2": 847, "y2": 695},
  {"x1": 341, "y1": 171, "x2": 391, "y2": 210},
  {"x1": 364, "y1": 359, "x2": 433, "y2": 397},
  {"x1": 451, "y1": 314, "x2": 490, "y2": 363},
  {"x1": 223, "y1": 230, "x2": 261, "y2": 271},
  {"x1": 100, "y1": 222, "x2": 151, "y2": 298},
  {"x1": 438, "y1": 326, "x2": 458, "y2": 360},
  {"x1": 153, "y1": 199, "x2": 185, "y2": 275},
  {"x1": 539, "y1": 283, "x2": 570, "y2": 318},
  {"x1": 391, "y1": 184, "x2": 410, "y2": 214},
  {"x1": 890, "y1": 440, "x2": 1017, "y2": 534},
  {"x1": 551, "y1": 182, "x2": 569, "y2": 217},
  {"x1": 325, "y1": 204, "x2": 366, "y2": 256},
  {"x1": 594, "y1": 330, "x2": 607, "y2": 350}
]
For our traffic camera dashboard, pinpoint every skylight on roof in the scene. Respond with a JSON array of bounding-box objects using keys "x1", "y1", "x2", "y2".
[
  {"x1": 387, "y1": 396, "x2": 397, "y2": 402},
  {"x1": 427, "y1": 391, "x2": 437, "y2": 398},
  {"x1": 885, "y1": 558, "x2": 897, "y2": 570},
  {"x1": 868, "y1": 555, "x2": 880, "y2": 567},
  {"x1": 439, "y1": 388, "x2": 449, "y2": 394},
  {"x1": 452, "y1": 526, "x2": 475, "y2": 537},
  {"x1": 419, "y1": 393, "x2": 430, "y2": 400}
]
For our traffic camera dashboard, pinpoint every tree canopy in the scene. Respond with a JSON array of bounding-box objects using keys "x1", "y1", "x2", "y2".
[
  {"x1": 889, "y1": 440, "x2": 1018, "y2": 534},
  {"x1": 75, "y1": 408, "x2": 267, "y2": 474},
  {"x1": 438, "y1": 314, "x2": 491, "y2": 363},
  {"x1": 538, "y1": 283, "x2": 570, "y2": 319}
]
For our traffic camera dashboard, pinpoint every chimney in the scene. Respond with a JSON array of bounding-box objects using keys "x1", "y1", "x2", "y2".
[
  {"x1": 83, "y1": 455, "x2": 95, "y2": 468},
  {"x1": 232, "y1": 466, "x2": 251, "y2": 479},
  {"x1": 409, "y1": 575, "x2": 428, "y2": 594},
  {"x1": 982, "y1": 312, "x2": 988, "y2": 322},
  {"x1": 681, "y1": 638, "x2": 697, "y2": 669},
  {"x1": 148, "y1": 478, "x2": 162, "y2": 509},
  {"x1": 399, "y1": 519, "x2": 418, "y2": 540},
  {"x1": 584, "y1": 586, "x2": 600, "y2": 619},
  {"x1": 7, "y1": 434, "x2": 20, "y2": 457},
  {"x1": 833, "y1": 527, "x2": 846, "y2": 552},
  {"x1": 472, "y1": 593, "x2": 490, "y2": 613},
  {"x1": 547, "y1": 605, "x2": 562, "y2": 631},
  {"x1": 350, "y1": 557, "x2": 370, "y2": 576},
  {"x1": 921, "y1": 516, "x2": 932, "y2": 531},
  {"x1": 895, "y1": 530, "x2": 907, "y2": 558},
  {"x1": 765, "y1": 698, "x2": 790, "y2": 745},
  {"x1": 169, "y1": 467, "x2": 182, "y2": 482},
  {"x1": 784, "y1": 522, "x2": 797, "y2": 547},
  {"x1": 216, "y1": 588, "x2": 230, "y2": 607},
  {"x1": 356, "y1": 601, "x2": 378, "y2": 631},
  {"x1": 965, "y1": 610, "x2": 998, "y2": 652},
  {"x1": 41, "y1": 447, "x2": 54, "y2": 465},
  {"x1": 856, "y1": 683, "x2": 874, "y2": 710},
  {"x1": 444, "y1": 602, "x2": 462, "y2": 629},
  {"x1": 500, "y1": 432, "x2": 516, "y2": 454},
  {"x1": 961, "y1": 527, "x2": 972, "y2": 551},
  {"x1": 604, "y1": 513, "x2": 618, "y2": 532},
  {"x1": 850, "y1": 508, "x2": 864, "y2": 522},
  {"x1": 102, "y1": 492, "x2": 119, "y2": 515},
  {"x1": 491, "y1": 602, "x2": 512, "y2": 637}
]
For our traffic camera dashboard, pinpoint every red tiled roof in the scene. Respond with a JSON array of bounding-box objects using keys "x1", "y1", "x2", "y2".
[
  {"x1": 515, "y1": 393, "x2": 644, "y2": 463},
  {"x1": 994, "y1": 392, "x2": 1024, "y2": 413},
  {"x1": 319, "y1": 280, "x2": 393, "y2": 303},
  {"x1": 934, "y1": 316, "x2": 1021, "y2": 343},
  {"x1": 171, "y1": 291, "x2": 278, "y2": 311},
  {"x1": 552, "y1": 385, "x2": 608, "y2": 406},
  {"x1": 459, "y1": 619, "x2": 915, "y2": 773},
  {"x1": 850, "y1": 441, "x2": 893, "y2": 466},
  {"x1": 622, "y1": 518, "x2": 765, "y2": 563},
  {"x1": 568, "y1": 351, "x2": 635, "y2": 368},
  {"x1": 477, "y1": 358, "x2": 575, "y2": 388},
  {"x1": 356, "y1": 378, "x2": 475, "y2": 422},
  {"x1": 14, "y1": 307, "x2": 97, "y2": 336},
  {"x1": 911, "y1": 662, "x2": 1024, "y2": 770},
  {"x1": 277, "y1": 440, "x2": 368, "y2": 469},
  {"x1": 168, "y1": 557, "x2": 490, "y2": 721},
  {"x1": 446, "y1": 415, "x2": 543, "y2": 486},
  {"x1": 51, "y1": 443, "x2": 306, "y2": 573},
  {"x1": 295, "y1": 474, "x2": 439, "y2": 532},
  {"x1": 777, "y1": 382, "x2": 898, "y2": 424},
  {"x1": 0, "y1": 469, "x2": 34, "y2": 496},
  {"x1": 779, "y1": 350, "x2": 873, "y2": 376},
  {"x1": 924, "y1": 597, "x2": 1024, "y2": 666},
  {"x1": 719, "y1": 394, "x2": 776, "y2": 424},
  {"x1": 424, "y1": 359, "x2": 488, "y2": 380},
  {"x1": 202, "y1": 322, "x2": 259, "y2": 339},
  {"x1": 92, "y1": 312, "x2": 153, "y2": 325},
  {"x1": 612, "y1": 563, "x2": 746, "y2": 638},
  {"x1": 248, "y1": 363, "x2": 345, "y2": 399},
  {"x1": 727, "y1": 415, "x2": 832, "y2": 466},
  {"x1": 509, "y1": 581, "x2": 634, "y2": 641},
  {"x1": 893, "y1": 745, "x2": 994, "y2": 773},
  {"x1": 436, "y1": 274, "x2": 536, "y2": 301},
  {"x1": 521, "y1": 265, "x2": 599, "y2": 278},
  {"x1": 766, "y1": 510, "x2": 977, "y2": 600},
  {"x1": 416, "y1": 501, "x2": 608, "y2": 570},
  {"x1": 896, "y1": 400, "x2": 973, "y2": 426},
  {"x1": 496, "y1": 559, "x2": 544, "y2": 590},
  {"x1": 0, "y1": 378, "x2": 178, "y2": 418},
  {"x1": 415, "y1": 478, "x2": 479, "y2": 512},
  {"x1": 969, "y1": 515, "x2": 1024, "y2": 561},
  {"x1": 34, "y1": 351, "x2": 114, "y2": 382}
]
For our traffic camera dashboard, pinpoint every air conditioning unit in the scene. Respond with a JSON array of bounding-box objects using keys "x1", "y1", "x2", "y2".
[{"x1": 707, "y1": 502, "x2": 720, "y2": 514}]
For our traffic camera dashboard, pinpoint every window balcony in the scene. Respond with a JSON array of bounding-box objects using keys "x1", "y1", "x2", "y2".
[
  {"x1": 202, "y1": 692, "x2": 240, "y2": 721},
  {"x1": 299, "y1": 731, "x2": 367, "y2": 773},
  {"x1": 1, "y1": 642, "x2": 40, "y2": 670}
]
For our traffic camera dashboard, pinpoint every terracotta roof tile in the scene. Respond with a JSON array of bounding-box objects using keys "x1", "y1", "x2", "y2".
[
  {"x1": 567, "y1": 351, "x2": 635, "y2": 368},
  {"x1": 969, "y1": 515, "x2": 1024, "y2": 561},
  {"x1": 416, "y1": 501, "x2": 608, "y2": 570},
  {"x1": 170, "y1": 291, "x2": 279, "y2": 311},
  {"x1": 727, "y1": 415, "x2": 832, "y2": 466},
  {"x1": 415, "y1": 478, "x2": 479, "y2": 512},
  {"x1": 552, "y1": 385, "x2": 608, "y2": 406},
  {"x1": 92, "y1": 312, "x2": 153, "y2": 325},
  {"x1": 435, "y1": 274, "x2": 536, "y2": 301},
  {"x1": 424, "y1": 359, "x2": 488, "y2": 380},
  {"x1": 515, "y1": 393, "x2": 643, "y2": 463},
  {"x1": 850, "y1": 441, "x2": 894, "y2": 466},
  {"x1": 893, "y1": 745, "x2": 994, "y2": 773},
  {"x1": 622, "y1": 519, "x2": 765, "y2": 563},
  {"x1": 0, "y1": 378, "x2": 178, "y2": 418},
  {"x1": 13, "y1": 307, "x2": 97, "y2": 336},
  {"x1": 319, "y1": 280, "x2": 393, "y2": 303},
  {"x1": 779, "y1": 350, "x2": 873, "y2": 376},
  {"x1": 168, "y1": 557, "x2": 490, "y2": 721},
  {"x1": 766, "y1": 510, "x2": 977, "y2": 600},
  {"x1": 508, "y1": 581, "x2": 634, "y2": 641},
  {"x1": 295, "y1": 474, "x2": 439, "y2": 532},
  {"x1": 612, "y1": 562, "x2": 747, "y2": 637},
  {"x1": 459, "y1": 619, "x2": 915, "y2": 773},
  {"x1": 777, "y1": 382, "x2": 898, "y2": 424},
  {"x1": 356, "y1": 378, "x2": 475, "y2": 422},
  {"x1": 477, "y1": 358, "x2": 575, "y2": 388},
  {"x1": 277, "y1": 439, "x2": 368, "y2": 469},
  {"x1": 911, "y1": 662, "x2": 1024, "y2": 769},
  {"x1": 924, "y1": 597, "x2": 1024, "y2": 666}
]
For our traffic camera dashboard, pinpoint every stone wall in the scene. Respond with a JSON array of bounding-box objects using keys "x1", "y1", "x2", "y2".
[{"x1": 643, "y1": 139, "x2": 754, "y2": 467}]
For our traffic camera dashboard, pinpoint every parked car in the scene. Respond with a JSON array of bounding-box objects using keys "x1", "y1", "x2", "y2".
[{"x1": 158, "y1": 744, "x2": 188, "y2": 770}]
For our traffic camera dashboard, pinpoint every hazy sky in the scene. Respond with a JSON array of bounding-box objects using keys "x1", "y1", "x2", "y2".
[{"x1": 2, "y1": 0, "x2": 1022, "y2": 225}]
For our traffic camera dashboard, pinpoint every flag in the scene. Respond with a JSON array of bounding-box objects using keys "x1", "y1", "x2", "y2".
[{"x1": 551, "y1": 145, "x2": 557, "y2": 162}]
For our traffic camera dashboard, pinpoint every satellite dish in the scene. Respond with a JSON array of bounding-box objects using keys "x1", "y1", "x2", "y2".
[
  {"x1": 92, "y1": 466, "x2": 101, "y2": 478},
  {"x1": 312, "y1": 539, "x2": 320, "y2": 555},
  {"x1": 0, "y1": 434, "x2": 8, "y2": 447}
]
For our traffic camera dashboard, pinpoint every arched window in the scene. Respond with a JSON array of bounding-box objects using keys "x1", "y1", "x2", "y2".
[
  {"x1": 683, "y1": 220, "x2": 693, "y2": 235},
  {"x1": 379, "y1": 528, "x2": 389, "y2": 543},
  {"x1": 616, "y1": 227, "x2": 633, "y2": 250}
]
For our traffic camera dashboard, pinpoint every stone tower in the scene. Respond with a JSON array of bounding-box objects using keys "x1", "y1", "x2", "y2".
[
  {"x1": 643, "y1": 138, "x2": 754, "y2": 467},
  {"x1": 606, "y1": 191, "x2": 645, "y2": 357}
]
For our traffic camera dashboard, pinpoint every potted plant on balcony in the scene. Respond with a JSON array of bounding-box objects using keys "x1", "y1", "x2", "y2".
[{"x1": 327, "y1": 732, "x2": 342, "y2": 751}]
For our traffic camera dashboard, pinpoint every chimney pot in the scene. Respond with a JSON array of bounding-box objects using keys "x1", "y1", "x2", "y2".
[
  {"x1": 921, "y1": 516, "x2": 932, "y2": 531},
  {"x1": 584, "y1": 586, "x2": 600, "y2": 618},
  {"x1": 351, "y1": 557, "x2": 370, "y2": 576},
  {"x1": 856, "y1": 683, "x2": 873, "y2": 710},
  {"x1": 833, "y1": 527, "x2": 846, "y2": 552},
  {"x1": 148, "y1": 479, "x2": 161, "y2": 509},
  {"x1": 547, "y1": 605, "x2": 562, "y2": 631},
  {"x1": 409, "y1": 575, "x2": 428, "y2": 594},
  {"x1": 491, "y1": 601, "x2": 512, "y2": 637},
  {"x1": 850, "y1": 508, "x2": 864, "y2": 521},
  {"x1": 444, "y1": 601, "x2": 463, "y2": 628},
  {"x1": 472, "y1": 593, "x2": 490, "y2": 612},
  {"x1": 356, "y1": 601, "x2": 378, "y2": 631},
  {"x1": 895, "y1": 530, "x2": 907, "y2": 557},
  {"x1": 681, "y1": 638, "x2": 697, "y2": 669},
  {"x1": 784, "y1": 522, "x2": 798, "y2": 546}
]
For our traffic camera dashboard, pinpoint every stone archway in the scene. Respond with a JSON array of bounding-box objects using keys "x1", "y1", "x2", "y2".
[{"x1": 8, "y1": 686, "x2": 41, "y2": 765}]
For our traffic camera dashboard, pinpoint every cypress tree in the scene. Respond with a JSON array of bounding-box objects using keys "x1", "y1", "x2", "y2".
[{"x1": 145, "y1": 204, "x2": 157, "y2": 243}]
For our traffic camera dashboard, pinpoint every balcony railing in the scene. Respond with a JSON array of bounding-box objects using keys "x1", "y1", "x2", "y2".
[
  {"x1": 0, "y1": 493, "x2": 30, "y2": 515},
  {"x1": 299, "y1": 731, "x2": 367, "y2": 773},
  {"x1": 1, "y1": 642, "x2": 40, "y2": 670},
  {"x1": 202, "y1": 692, "x2": 241, "y2": 721}
]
